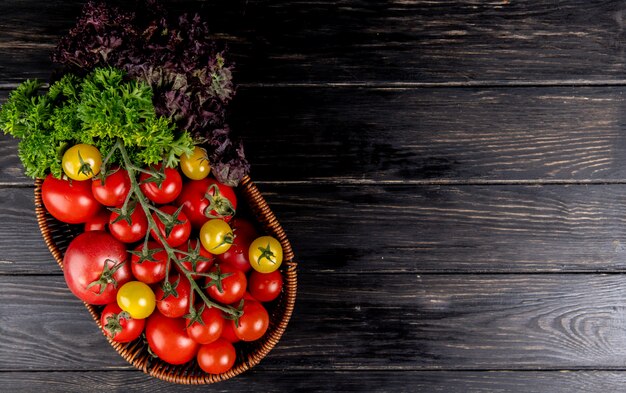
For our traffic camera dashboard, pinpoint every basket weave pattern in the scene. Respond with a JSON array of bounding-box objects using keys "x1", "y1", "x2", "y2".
[{"x1": 34, "y1": 175, "x2": 297, "y2": 384}]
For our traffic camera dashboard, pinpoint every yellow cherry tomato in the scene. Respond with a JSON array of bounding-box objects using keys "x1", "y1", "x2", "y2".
[
  {"x1": 180, "y1": 146, "x2": 211, "y2": 180},
  {"x1": 62, "y1": 143, "x2": 102, "y2": 180},
  {"x1": 199, "y1": 219, "x2": 233, "y2": 255},
  {"x1": 116, "y1": 281, "x2": 156, "y2": 319},
  {"x1": 249, "y1": 236, "x2": 283, "y2": 273}
]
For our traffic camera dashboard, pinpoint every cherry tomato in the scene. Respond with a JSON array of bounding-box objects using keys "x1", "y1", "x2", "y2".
[
  {"x1": 116, "y1": 281, "x2": 156, "y2": 319},
  {"x1": 146, "y1": 309, "x2": 199, "y2": 365},
  {"x1": 131, "y1": 241, "x2": 168, "y2": 284},
  {"x1": 232, "y1": 300, "x2": 269, "y2": 342},
  {"x1": 197, "y1": 338, "x2": 236, "y2": 374},
  {"x1": 180, "y1": 146, "x2": 211, "y2": 180},
  {"x1": 175, "y1": 239, "x2": 214, "y2": 279},
  {"x1": 139, "y1": 164, "x2": 182, "y2": 204},
  {"x1": 154, "y1": 274, "x2": 191, "y2": 318},
  {"x1": 100, "y1": 303, "x2": 145, "y2": 343},
  {"x1": 205, "y1": 264, "x2": 246, "y2": 305},
  {"x1": 216, "y1": 218, "x2": 258, "y2": 272},
  {"x1": 109, "y1": 204, "x2": 148, "y2": 243},
  {"x1": 186, "y1": 305, "x2": 224, "y2": 344},
  {"x1": 220, "y1": 319, "x2": 241, "y2": 343},
  {"x1": 63, "y1": 231, "x2": 131, "y2": 305},
  {"x1": 176, "y1": 178, "x2": 237, "y2": 228},
  {"x1": 248, "y1": 270, "x2": 283, "y2": 302},
  {"x1": 62, "y1": 143, "x2": 102, "y2": 180},
  {"x1": 150, "y1": 205, "x2": 191, "y2": 248},
  {"x1": 84, "y1": 209, "x2": 110, "y2": 232},
  {"x1": 42, "y1": 174, "x2": 101, "y2": 224},
  {"x1": 200, "y1": 219, "x2": 234, "y2": 255},
  {"x1": 91, "y1": 167, "x2": 131, "y2": 206},
  {"x1": 249, "y1": 236, "x2": 283, "y2": 273}
]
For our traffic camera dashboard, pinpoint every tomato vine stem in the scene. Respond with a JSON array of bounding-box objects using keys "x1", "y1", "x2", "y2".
[{"x1": 113, "y1": 139, "x2": 242, "y2": 318}]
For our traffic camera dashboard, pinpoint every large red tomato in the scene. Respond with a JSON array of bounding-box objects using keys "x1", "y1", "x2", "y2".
[
  {"x1": 63, "y1": 231, "x2": 132, "y2": 305},
  {"x1": 175, "y1": 178, "x2": 237, "y2": 229},
  {"x1": 145, "y1": 310, "x2": 199, "y2": 365},
  {"x1": 42, "y1": 174, "x2": 101, "y2": 224}
]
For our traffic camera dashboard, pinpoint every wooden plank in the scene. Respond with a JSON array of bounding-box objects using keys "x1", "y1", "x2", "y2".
[
  {"x1": 4, "y1": 182, "x2": 626, "y2": 274},
  {"x1": 3, "y1": 274, "x2": 626, "y2": 371},
  {"x1": 4, "y1": 86, "x2": 626, "y2": 184},
  {"x1": 3, "y1": 370, "x2": 626, "y2": 393},
  {"x1": 2, "y1": 1, "x2": 626, "y2": 85}
]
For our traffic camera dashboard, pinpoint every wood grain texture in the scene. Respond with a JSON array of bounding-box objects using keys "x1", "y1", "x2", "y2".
[
  {"x1": 3, "y1": 370, "x2": 626, "y2": 393},
  {"x1": 4, "y1": 183, "x2": 626, "y2": 274},
  {"x1": 5, "y1": 86, "x2": 626, "y2": 184},
  {"x1": 4, "y1": 274, "x2": 626, "y2": 371},
  {"x1": 3, "y1": 1, "x2": 626, "y2": 85}
]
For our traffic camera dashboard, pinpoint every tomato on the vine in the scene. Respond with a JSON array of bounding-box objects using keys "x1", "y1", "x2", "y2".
[
  {"x1": 200, "y1": 219, "x2": 234, "y2": 255},
  {"x1": 150, "y1": 205, "x2": 191, "y2": 248},
  {"x1": 146, "y1": 309, "x2": 199, "y2": 365},
  {"x1": 197, "y1": 338, "x2": 236, "y2": 374},
  {"x1": 176, "y1": 178, "x2": 237, "y2": 228},
  {"x1": 232, "y1": 300, "x2": 269, "y2": 342},
  {"x1": 100, "y1": 303, "x2": 145, "y2": 343},
  {"x1": 175, "y1": 239, "x2": 214, "y2": 279},
  {"x1": 91, "y1": 167, "x2": 131, "y2": 206},
  {"x1": 154, "y1": 273, "x2": 191, "y2": 318},
  {"x1": 131, "y1": 241, "x2": 168, "y2": 284},
  {"x1": 180, "y1": 146, "x2": 211, "y2": 180},
  {"x1": 109, "y1": 204, "x2": 148, "y2": 243},
  {"x1": 42, "y1": 174, "x2": 102, "y2": 224},
  {"x1": 186, "y1": 305, "x2": 224, "y2": 344},
  {"x1": 116, "y1": 281, "x2": 156, "y2": 319},
  {"x1": 62, "y1": 143, "x2": 102, "y2": 180},
  {"x1": 63, "y1": 231, "x2": 131, "y2": 305},
  {"x1": 139, "y1": 164, "x2": 182, "y2": 204},
  {"x1": 216, "y1": 218, "x2": 258, "y2": 272},
  {"x1": 249, "y1": 236, "x2": 283, "y2": 273},
  {"x1": 248, "y1": 270, "x2": 283, "y2": 302},
  {"x1": 84, "y1": 209, "x2": 110, "y2": 232},
  {"x1": 205, "y1": 264, "x2": 246, "y2": 305}
]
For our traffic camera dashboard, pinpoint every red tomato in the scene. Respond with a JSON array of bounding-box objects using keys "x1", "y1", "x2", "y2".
[
  {"x1": 131, "y1": 241, "x2": 169, "y2": 284},
  {"x1": 197, "y1": 338, "x2": 236, "y2": 374},
  {"x1": 175, "y1": 178, "x2": 237, "y2": 229},
  {"x1": 175, "y1": 239, "x2": 214, "y2": 279},
  {"x1": 215, "y1": 218, "x2": 258, "y2": 273},
  {"x1": 220, "y1": 319, "x2": 241, "y2": 343},
  {"x1": 84, "y1": 209, "x2": 110, "y2": 232},
  {"x1": 186, "y1": 305, "x2": 225, "y2": 344},
  {"x1": 150, "y1": 205, "x2": 191, "y2": 248},
  {"x1": 63, "y1": 231, "x2": 132, "y2": 305},
  {"x1": 109, "y1": 204, "x2": 148, "y2": 243},
  {"x1": 232, "y1": 300, "x2": 269, "y2": 341},
  {"x1": 100, "y1": 302, "x2": 144, "y2": 343},
  {"x1": 154, "y1": 273, "x2": 191, "y2": 318},
  {"x1": 205, "y1": 264, "x2": 246, "y2": 305},
  {"x1": 91, "y1": 167, "x2": 131, "y2": 206},
  {"x1": 146, "y1": 309, "x2": 199, "y2": 365},
  {"x1": 139, "y1": 164, "x2": 182, "y2": 204},
  {"x1": 248, "y1": 270, "x2": 283, "y2": 302},
  {"x1": 42, "y1": 174, "x2": 101, "y2": 224}
]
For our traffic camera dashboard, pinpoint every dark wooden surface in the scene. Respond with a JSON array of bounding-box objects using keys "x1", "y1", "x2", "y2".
[{"x1": 3, "y1": 1, "x2": 626, "y2": 391}]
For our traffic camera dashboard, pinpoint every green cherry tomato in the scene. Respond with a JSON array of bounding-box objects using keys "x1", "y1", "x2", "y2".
[
  {"x1": 200, "y1": 219, "x2": 234, "y2": 255},
  {"x1": 116, "y1": 281, "x2": 156, "y2": 319},
  {"x1": 62, "y1": 144, "x2": 102, "y2": 180},
  {"x1": 180, "y1": 146, "x2": 211, "y2": 180},
  {"x1": 249, "y1": 236, "x2": 283, "y2": 273}
]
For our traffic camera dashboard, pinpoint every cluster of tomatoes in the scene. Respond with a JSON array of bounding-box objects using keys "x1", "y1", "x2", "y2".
[{"x1": 41, "y1": 144, "x2": 284, "y2": 374}]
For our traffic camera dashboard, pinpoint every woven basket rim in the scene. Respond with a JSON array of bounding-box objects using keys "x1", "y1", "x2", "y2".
[{"x1": 34, "y1": 174, "x2": 297, "y2": 384}]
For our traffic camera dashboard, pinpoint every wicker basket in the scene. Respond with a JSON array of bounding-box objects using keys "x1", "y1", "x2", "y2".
[{"x1": 34, "y1": 175, "x2": 297, "y2": 384}]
